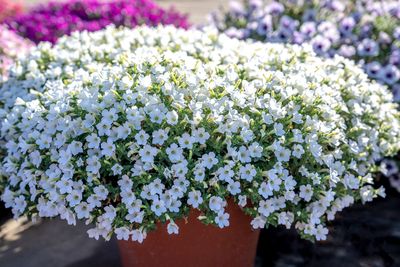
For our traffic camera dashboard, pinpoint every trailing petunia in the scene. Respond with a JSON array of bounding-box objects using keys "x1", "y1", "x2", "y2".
[
  {"x1": 1, "y1": 26, "x2": 399, "y2": 243},
  {"x1": 6, "y1": 0, "x2": 189, "y2": 44}
]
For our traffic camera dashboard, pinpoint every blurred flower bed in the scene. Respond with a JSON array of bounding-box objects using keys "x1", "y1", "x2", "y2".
[
  {"x1": 0, "y1": 25, "x2": 33, "y2": 80},
  {"x1": 210, "y1": 0, "x2": 400, "y2": 192},
  {"x1": 0, "y1": 0, "x2": 24, "y2": 22},
  {"x1": 6, "y1": 0, "x2": 189, "y2": 43}
]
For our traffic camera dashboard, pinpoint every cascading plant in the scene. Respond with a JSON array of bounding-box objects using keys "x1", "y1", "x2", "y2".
[{"x1": 1, "y1": 26, "x2": 399, "y2": 243}]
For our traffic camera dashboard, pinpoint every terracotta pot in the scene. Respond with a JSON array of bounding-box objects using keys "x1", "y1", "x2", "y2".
[{"x1": 118, "y1": 200, "x2": 260, "y2": 267}]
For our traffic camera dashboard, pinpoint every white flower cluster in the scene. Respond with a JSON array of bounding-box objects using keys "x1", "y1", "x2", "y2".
[{"x1": 1, "y1": 26, "x2": 399, "y2": 242}]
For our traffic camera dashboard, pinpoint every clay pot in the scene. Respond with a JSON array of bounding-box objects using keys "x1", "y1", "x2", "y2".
[{"x1": 118, "y1": 200, "x2": 260, "y2": 267}]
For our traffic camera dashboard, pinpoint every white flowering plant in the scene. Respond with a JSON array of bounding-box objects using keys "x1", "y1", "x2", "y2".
[{"x1": 1, "y1": 26, "x2": 400, "y2": 243}]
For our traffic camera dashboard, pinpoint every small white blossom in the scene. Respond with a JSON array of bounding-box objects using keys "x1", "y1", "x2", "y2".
[
  {"x1": 188, "y1": 190, "x2": 203, "y2": 208},
  {"x1": 209, "y1": 196, "x2": 226, "y2": 212},
  {"x1": 215, "y1": 211, "x2": 230, "y2": 228}
]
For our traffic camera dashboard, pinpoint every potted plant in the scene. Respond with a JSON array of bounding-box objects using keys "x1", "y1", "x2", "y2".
[{"x1": 1, "y1": 26, "x2": 399, "y2": 267}]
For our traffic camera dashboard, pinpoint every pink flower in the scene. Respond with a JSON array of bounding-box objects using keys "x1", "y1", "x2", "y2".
[
  {"x1": 0, "y1": 24, "x2": 33, "y2": 79},
  {"x1": 0, "y1": 0, "x2": 23, "y2": 23}
]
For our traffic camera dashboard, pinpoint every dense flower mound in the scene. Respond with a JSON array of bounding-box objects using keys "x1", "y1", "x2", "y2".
[
  {"x1": 6, "y1": 0, "x2": 189, "y2": 43},
  {"x1": 0, "y1": 0, "x2": 23, "y2": 22},
  {"x1": 1, "y1": 26, "x2": 400, "y2": 242},
  {"x1": 210, "y1": 0, "x2": 400, "y2": 99},
  {"x1": 0, "y1": 24, "x2": 33, "y2": 80}
]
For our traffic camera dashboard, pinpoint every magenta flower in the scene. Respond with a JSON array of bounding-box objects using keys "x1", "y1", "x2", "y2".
[{"x1": 6, "y1": 0, "x2": 189, "y2": 44}]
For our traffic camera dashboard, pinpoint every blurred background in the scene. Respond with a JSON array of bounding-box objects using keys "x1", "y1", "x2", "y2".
[
  {"x1": 1, "y1": 1, "x2": 400, "y2": 267},
  {"x1": 21, "y1": 0, "x2": 230, "y2": 23}
]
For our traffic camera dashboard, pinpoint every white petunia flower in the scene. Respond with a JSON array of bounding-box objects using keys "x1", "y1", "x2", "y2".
[
  {"x1": 239, "y1": 164, "x2": 257, "y2": 182},
  {"x1": 152, "y1": 129, "x2": 169, "y2": 145},
  {"x1": 135, "y1": 130, "x2": 150, "y2": 146},
  {"x1": 178, "y1": 133, "x2": 195, "y2": 149},
  {"x1": 115, "y1": 227, "x2": 131, "y2": 241},
  {"x1": 101, "y1": 139, "x2": 115, "y2": 157},
  {"x1": 292, "y1": 144, "x2": 305, "y2": 159},
  {"x1": 201, "y1": 152, "x2": 218, "y2": 169},
  {"x1": 188, "y1": 190, "x2": 203, "y2": 208},
  {"x1": 166, "y1": 143, "x2": 183, "y2": 163},
  {"x1": 167, "y1": 222, "x2": 179, "y2": 234},
  {"x1": 215, "y1": 211, "x2": 230, "y2": 228},
  {"x1": 299, "y1": 184, "x2": 313, "y2": 202},
  {"x1": 209, "y1": 196, "x2": 226, "y2": 212},
  {"x1": 131, "y1": 229, "x2": 146, "y2": 243},
  {"x1": 192, "y1": 128, "x2": 210, "y2": 145}
]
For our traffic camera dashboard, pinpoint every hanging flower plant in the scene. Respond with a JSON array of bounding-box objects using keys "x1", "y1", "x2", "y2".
[
  {"x1": 1, "y1": 26, "x2": 399, "y2": 244},
  {"x1": 0, "y1": 24, "x2": 33, "y2": 80},
  {"x1": 6, "y1": 0, "x2": 189, "y2": 44},
  {"x1": 209, "y1": 0, "x2": 400, "y2": 192}
]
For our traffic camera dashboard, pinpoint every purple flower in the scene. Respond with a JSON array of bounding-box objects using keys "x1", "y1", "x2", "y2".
[
  {"x1": 357, "y1": 38, "x2": 379, "y2": 57},
  {"x1": 300, "y1": 21, "x2": 316, "y2": 38},
  {"x1": 247, "y1": 21, "x2": 259, "y2": 31},
  {"x1": 274, "y1": 28, "x2": 293, "y2": 43},
  {"x1": 229, "y1": 1, "x2": 245, "y2": 16},
  {"x1": 339, "y1": 17, "x2": 356, "y2": 36},
  {"x1": 249, "y1": 0, "x2": 263, "y2": 10},
  {"x1": 389, "y1": 174, "x2": 400, "y2": 192},
  {"x1": 391, "y1": 6, "x2": 400, "y2": 19},
  {"x1": 379, "y1": 64, "x2": 400, "y2": 85},
  {"x1": 279, "y1": 15, "x2": 298, "y2": 32},
  {"x1": 359, "y1": 23, "x2": 373, "y2": 39},
  {"x1": 256, "y1": 15, "x2": 272, "y2": 36},
  {"x1": 394, "y1": 27, "x2": 400, "y2": 40},
  {"x1": 318, "y1": 21, "x2": 340, "y2": 44},
  {"x1": 311, "y1": 35, "x2": 331, "y2": 55},
  {"x1": 389, "y1": 50, "x2": 400, "y2": 66},
  {"x1": 265, "y1": 2, "x2": 284, "y2": 16},
  {"x1": 302, "y1": 9, "x2": 316, "y2": 22},
  {"x1": 381, "y1": 159, "x2": 399, "y2": 177},
  {"x1": 364, "y1": 61, "x2": 381, "y2": 79},
  {"x1": 292, "y1": 31, "x2": 305, "y2": 44},
  {"x1": 338, "y1": 45, "x2": 356, "y2": 58},
  {"x1": 324, "y1": 0, "x2": 345, "y2": 12},
  {"x1": 392, "y1": 84, "x2": 400, "y2": 102}
]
